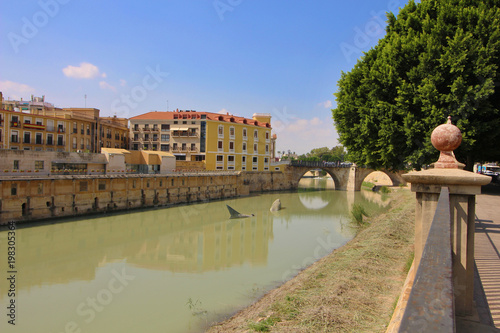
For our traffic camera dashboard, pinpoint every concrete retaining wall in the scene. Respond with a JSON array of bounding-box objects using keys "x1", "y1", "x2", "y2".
[{"x1": 0, "y1": 171, "x2": 292, "y2": 225}]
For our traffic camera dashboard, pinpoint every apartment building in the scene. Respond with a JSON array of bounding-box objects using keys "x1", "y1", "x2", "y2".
[
  {"x1": 0, "y1": 93, "x2": 128, "y2": 152},
  {"x1": 129, "y1": 110, "x2": 274, "y2": 171}
]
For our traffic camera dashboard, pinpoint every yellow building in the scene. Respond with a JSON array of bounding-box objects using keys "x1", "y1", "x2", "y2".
[
  {"x1": 0, "y1": 93, "x2": 128, "y2": 153},
  {"x1": 130, "y1": 110, "x2": 273, "y2": 171}
]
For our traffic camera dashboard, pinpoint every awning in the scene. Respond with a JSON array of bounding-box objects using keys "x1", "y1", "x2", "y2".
[
  {"x1": 170, "y1": 127, "x2": 190, "y2": 131},
  {"x1": 173, "y1": 153, "x2": 186, "y2": 156}
]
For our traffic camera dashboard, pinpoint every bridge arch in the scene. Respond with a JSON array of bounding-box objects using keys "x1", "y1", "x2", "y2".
[{"x1": 296, "y1": 168, "x2": 342, "y2": 190}]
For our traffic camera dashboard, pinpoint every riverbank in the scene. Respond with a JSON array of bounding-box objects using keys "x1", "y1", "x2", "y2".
[{"x1": 207, "y1": 188, "x2": 415, "y2": 333}]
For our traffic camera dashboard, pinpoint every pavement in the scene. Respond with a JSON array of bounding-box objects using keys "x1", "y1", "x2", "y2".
[{"x1": 457, "y1": 183, "x2": 500, "y2": 333}]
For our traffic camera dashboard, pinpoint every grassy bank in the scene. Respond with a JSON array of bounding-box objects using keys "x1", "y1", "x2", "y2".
[{"x1": 207, "y1": 188, "x2": 415, "y2": 333}]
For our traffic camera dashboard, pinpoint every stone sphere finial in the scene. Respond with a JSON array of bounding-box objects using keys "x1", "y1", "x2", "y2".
[{"x1": 430, "y1": 116, "x2": 464, "y2": 169}]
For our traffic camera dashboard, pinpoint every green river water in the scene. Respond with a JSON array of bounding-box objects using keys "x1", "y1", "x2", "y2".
[{"x1": 0, "y1": 177, "x2": 390, "y2": 333}]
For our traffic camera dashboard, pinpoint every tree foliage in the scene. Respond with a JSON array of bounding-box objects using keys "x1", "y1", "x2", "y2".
[
  {"x1": 333, "y1": 0, "x2": 500, "y2": 170},
  {"x1": 297, "y1": 146, "x2": 346, "y2": 162}
]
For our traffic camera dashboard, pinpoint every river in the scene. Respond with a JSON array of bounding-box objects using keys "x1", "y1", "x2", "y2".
[{"x1": 0, "y1": 177, "x2": 390, "y2": 333}]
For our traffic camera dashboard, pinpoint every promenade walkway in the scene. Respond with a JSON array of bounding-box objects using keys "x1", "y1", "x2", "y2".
[{"x1": 465, "y1": 184, "x2": 500, "y2": 331}]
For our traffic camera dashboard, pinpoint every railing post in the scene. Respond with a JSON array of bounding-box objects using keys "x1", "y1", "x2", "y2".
[{"x1": 402, "y1": 117, "x2": 490, "y2": 317}]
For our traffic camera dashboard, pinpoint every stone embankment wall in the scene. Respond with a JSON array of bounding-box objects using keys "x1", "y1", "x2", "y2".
[{"x1": 0, "y1": 171, "x2": 293, "y2": 225}]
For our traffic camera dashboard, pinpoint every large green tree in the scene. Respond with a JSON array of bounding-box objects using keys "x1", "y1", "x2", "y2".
[{"x1": 333, "y1": 0, "x2": 500, "y2": 171}]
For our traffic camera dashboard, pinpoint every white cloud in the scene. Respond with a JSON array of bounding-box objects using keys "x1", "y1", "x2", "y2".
[
  {"x1": 119, "y1": 79, "x2": 127, "y2": 87},
  {"x1": 0, "y1": 80, "x2": 36, "y2": 100},
  {"x1": 273, "y1": 116, "x2": 339, "y2": 155},
  {"x1": 218, "y1": 108, "x2": 229, "y2": 114},
  {"x1": 99, "y1": 81, "x2": 116, "y2": 92},
  {"x1": 62, "y1": 62, "x2": 103, "y2": 79},
  {"x1": 318, "y1": 100, "x2": 333, "y2": 108}
]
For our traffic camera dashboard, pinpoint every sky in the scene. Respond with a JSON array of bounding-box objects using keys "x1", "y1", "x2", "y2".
[{"x1": 0, "y1": 0, "x2": 405, "y2": 155}]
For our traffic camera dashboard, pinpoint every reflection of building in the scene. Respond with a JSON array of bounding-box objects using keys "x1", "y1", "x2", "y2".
[
  {"x1": 0, "y1": 207, "x2": 273, "y2": 297},
  {"x1": 0, "y1": 93, "x2": 129, "y2": 153},
  {"x1": 129, "y1": 110, "x2": 274, "y2": 171}
]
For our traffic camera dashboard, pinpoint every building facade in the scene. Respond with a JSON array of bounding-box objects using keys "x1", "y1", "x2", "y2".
[
  {"x1": 129, "y1": 110, "x2": 273, "y2": 171},
  {"x1": 1, "y1": 93, "x2": 128, "y2": 153}
]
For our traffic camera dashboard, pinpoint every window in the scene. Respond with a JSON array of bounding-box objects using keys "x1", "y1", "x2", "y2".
[
  {"x1": 34, "y1": 161, "x2": 44, "y2": 170},
  {"x1": 218, "y1": 140, "x2": 223, "y2": 151},
  {"x1": 266, "y1": 132, "x2": 270, "y2": 140},
  {"x1": 152, "y1": 134, "x2": 158, "y2": 141},
  {"x1": 144, "y1": 134, "x2": 149, "y2": 140},
  {"x1": 57, "y1": 135, "x2": 64, "y2": 146},
  {"x1": 81, "y1": 138, "x2": 84, "y2": 149},
  {"x1": 11, "y1": 131, "x2": 19, "y2": 143},
  {"x1": 266, "y1": 144, "x2": 269, "y2": 153},
  {"x1": 254, "y1": 130, "x2": 258, "y2": 138},
  {"x1": 161, "y1": 144, "x2": 169, "y2": 152},
  {"x1": 191, "y1": 143, "x2": 196, "y2": 151},
  {"x1": 47, "y1": 134, "x2": 53, "y2": 145},
  {"x1": 134, "y1": 133, "x2": 139, "y2": 141},
  {"x1": 161, "y1": 134, "x2": 169, "y2": 141},
  {"x1": 133, "y1": 143, "x2": 139, "y2": 150},
  {"x1": 36, "y1": 119, "x2": 43, "y2": 126},
  {"x1": 47, "y1": 120, "x2": 54, "y2": 131},
  {"x1": 24, "y1": 117, "x2": 31, "y2": 124},
  {"x1": 23, "y1": 132, "x2": 31, "y2": 144},
  {"x1": 242, "y1": 142, "x2": 247, "y2": 152},
  {"x1": 254, "y1": 143, "x2": 258, "y2": 153},
  {"x1": 86, "y1": 124, "x2": 90, "y2": 135},
  {"x1": 80, "y1": 181, "x2": 88, "y2": 192},
  {"x1": 228, "y1": 155, "x2": 235, "y2": 163},
  {"x1": 229, "y1": 141, "x2": 234, "y2": 152},
  {"x1": 229, "y1": 127, "x2": 235, "y2": 139},
  {"x1": 242, "y1": 156, "x2": 246, "y2": 163},
  {"x1": 73, "y1": 122, "x2": 77, "y2": 133},
  {"x1": 216, "y1": 155, "x2": 224, "y2": 170},
  {"x1": 264, "y1": 157, "x2": 269, "y2": 164},
  {"x1": 13, "y1": 160, "x2": 19, "y2": 170},
  {"x1": 242, "y1": 128, "x2": 247, "y2": 139},
  {"x1": 161, "y1": 124, "x2": 170, "y2": 131},
  {"x1": 11, "y1": 184, "x2": 17, "y2": 196},
  {"x1": 81, "y1": 124, "x2": 84, "y2": 134},
  {"x1": 35, "y1": 133, "x2": 42, "y2": 144},
  {"x1": 144, "y1": 144, "x2": 149, "y2": 150},
  {"x1": 98, "y1": 181, "x2": 106, "y2": 190},
  {"x1": 218, "y1": 125, "x2": 224, "y2": 138},
  {"x1": 72, "y1": 137, "x2": 77, "y2": 149},
  {"x1": 252, "y1": 156, "x2": 258, "y2": 170}
]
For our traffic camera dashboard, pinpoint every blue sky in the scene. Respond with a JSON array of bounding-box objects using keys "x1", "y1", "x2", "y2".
[{"x1": 0, "y1": 0, "x2": 405, "y2": 154}]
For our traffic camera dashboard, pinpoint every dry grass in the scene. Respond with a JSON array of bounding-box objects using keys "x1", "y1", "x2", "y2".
[{"x1": 207, "y1": 189, "x2": 415, "y2": 333}]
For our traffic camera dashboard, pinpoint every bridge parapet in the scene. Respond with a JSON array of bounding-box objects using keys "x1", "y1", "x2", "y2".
[{"x1": 387, "y1": 118, "x2": 491, "y2": 332}]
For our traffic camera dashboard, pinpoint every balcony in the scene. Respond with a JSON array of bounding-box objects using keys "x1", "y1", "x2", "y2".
[
  {"x1": 152, "y1": 127, "x2": 159, "y2": 132},
  {"x1": 57, "y1": 128, "x2": 65, "y2": 133},
  {"x1": 10, "y1": 121, "x2": 20, "y2": 128},
  {"x1": 57, "y1": 141, "x2": 65, "y2": 146}
]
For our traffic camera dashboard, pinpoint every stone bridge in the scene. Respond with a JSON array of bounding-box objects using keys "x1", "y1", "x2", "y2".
[{"x1": 284, "y1": 161, "x2": 406, "y2": 191}]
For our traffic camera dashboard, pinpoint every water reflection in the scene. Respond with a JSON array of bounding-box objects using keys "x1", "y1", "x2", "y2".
[{"x1": 0, "y1": 183, "x2": 390, "y2": 333}]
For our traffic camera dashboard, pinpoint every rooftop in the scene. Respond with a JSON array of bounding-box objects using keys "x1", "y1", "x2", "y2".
[{"x1": 130, "y1": 110, "x2": 272, "y2": 128}]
